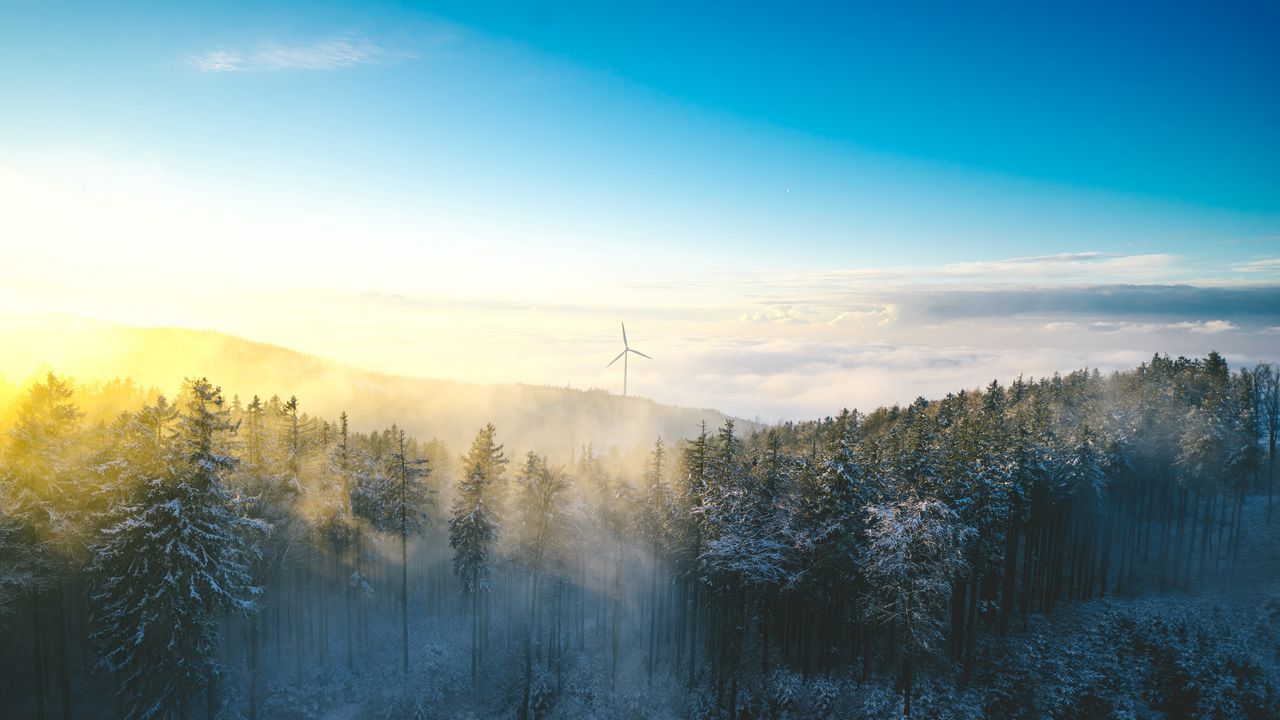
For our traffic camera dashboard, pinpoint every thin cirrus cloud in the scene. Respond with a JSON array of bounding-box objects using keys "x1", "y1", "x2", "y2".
[
  {"x1": 626, "y1": 253, "x2": 1280, "y2": 330},
  {"x1": 905, "y1": 285, "x2": 1280, "y2": 324},
  {"x1": 1232, "y1": 258, "x2": 1280, "y2": 274},
  {"x1": 727, "y1": 286, "x2": 1280, "y2": 333},
  {"x1": 188, "y1": 36, "x2": 387, "y2": 73},
  {"x1": 1041, "y1": 320, "x2": 1241, "y2": 335},
  {"x1": 825, "y1": 252, "x2": 1186, "y2": 286},
  {"x1": 631, "y1": 253, "x2": 1193, "y2": 301}
]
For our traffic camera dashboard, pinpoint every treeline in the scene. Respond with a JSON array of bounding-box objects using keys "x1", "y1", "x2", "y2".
[{"x1": 0, "y1": 352, "x2": 1277, "y2": 719}]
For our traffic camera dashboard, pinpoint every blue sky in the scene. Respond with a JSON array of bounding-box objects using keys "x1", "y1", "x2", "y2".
[{"x1": 1, "y1": 1, "x2": 1278, "y2": 418}]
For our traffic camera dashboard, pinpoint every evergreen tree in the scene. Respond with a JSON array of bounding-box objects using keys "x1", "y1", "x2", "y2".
[
  {"x1": 864, "y1": 498, "x2": 972, "y2": 718},
  {"x1": 3, "y1": 373, "x2": 84, "y2": 720},
  {"x1": 449, "y1": 423, "x2": 506, "y2": 682},
  {"x1": 0, "y1": 479, "x2": 32, "y2": 618},
  {"x1": 512, "y1": 451, "x2": 569, "y2": 720},
  {"x1": 637, "y1": 437, "x2": 672, "y2": 683},
  {"x1": 374, "y1": 428, "x2": 432, "y2": 674},
  {"x1": 89, "y1": 381, "x2": 262, "y2": 720},
  {"x1": 1259, "y1": 364, "x2": 1279, "y2": 521}
]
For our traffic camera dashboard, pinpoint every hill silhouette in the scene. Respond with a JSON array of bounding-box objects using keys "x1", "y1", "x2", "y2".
[{"x1": 0, "y1": 314, "x2": 750, "y2": 460}]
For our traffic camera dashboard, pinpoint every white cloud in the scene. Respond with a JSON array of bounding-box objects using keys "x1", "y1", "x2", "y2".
[
  {"x1": 829, "y1": 304, "x2": 897, "y2": 326},
  {"x1": 1041, "y1": 319, "x2": 1239, "y2": 334},
  {"x1": 1169, "y1": 320, "x2": 1239, "y2": 334},
  {"x1": 1042, "y1": 321, "x2": 1083, "y2": 332},
  {"x1": 4, "y1": 152, "x2": 1276, "y2": 421},
  {"x1": 190, "y1": 50, "x2": 245, "y2": 72},
  {"x1": 1232, "y1": 258, "x2": 1280, "y2": 274},
  {"x1": 737, "y1": 307, "x2": 801, "y2": 324},
  {"x1": 804, "y1": 252, "x2": 1186, "y2": 287},
  {"x1": 189, "y1": 36, "x2": 386, "y2": 73}
]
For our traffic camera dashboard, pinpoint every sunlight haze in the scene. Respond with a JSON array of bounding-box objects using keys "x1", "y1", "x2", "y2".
[{"x1": 2, "y1": 1, "x2": 1278, "y2": 419}]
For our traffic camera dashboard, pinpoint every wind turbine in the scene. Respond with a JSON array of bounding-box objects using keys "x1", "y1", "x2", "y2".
[{"x1": 607, "y1": 321, "x2": 651, "y2": 397}]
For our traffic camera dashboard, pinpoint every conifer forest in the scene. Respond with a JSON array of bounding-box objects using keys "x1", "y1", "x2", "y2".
[
  {"x1": 4, "y1": 3, "x2": 1280, "y2": 719},
  {"x1": 1, "y1": 353, "x2": 1278, "y2": 719}
]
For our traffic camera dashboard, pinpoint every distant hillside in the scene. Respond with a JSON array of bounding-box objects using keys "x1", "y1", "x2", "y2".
[{"x1": 0, "y1": 314, "x2": 752, "y2": 461}]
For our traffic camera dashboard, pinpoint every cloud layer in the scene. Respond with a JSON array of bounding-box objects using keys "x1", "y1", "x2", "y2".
[
  {"x1": 3, "y1": 155, "x2": 1277, "y2": 421},
  {"x1": 189, "y1": 36, "x2": 385, "y2": 73},
  {"x1": 904, "y1": 285, "x2": 1280, "y2": 324}
]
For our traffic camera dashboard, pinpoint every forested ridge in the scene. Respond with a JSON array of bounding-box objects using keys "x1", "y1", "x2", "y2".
[
  {"x1": 0, "y1": 317, "x2": 744, "y2": 455},
  {"x1": 1, "y1": 352, "x2": 1278, "y2": 719}
]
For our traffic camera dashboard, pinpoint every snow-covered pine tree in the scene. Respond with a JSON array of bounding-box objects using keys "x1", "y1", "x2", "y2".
[
  {"x1": 1259, "y1": 363, "x2": 1279, "y2": 522},
  {"x1": 593, "y1": 467, "x2": 634, "y2": 692},
  {"x1": 373, "y1": 427, "x2": 432, "y2": 674},
  {"x1": 637, "y1": 437, "x2": 672, "y2": 683},
  {"x1": 325, "y1": 411, "x2": 363, "y2": 673},
  {"x1": 0, "y1": 479, "x2": 33, "y2": 619},
  {"x1": 864, "y1": 497, "x2": 972, "y2": 719},
  {"x1": 3, "y1": 372, "x2": 84, "y2": 720},
  {"x1": 675, "y1": 421, "x2": 712, "y2": 687},
  {"x1": 694, "y1": 421, "x2": 794, "y2": 716},
  {"x1": 449, "y1": 423, "x2": 506, "y2": 682},
  {"x1": 783, "y1": 410, "x2": 869, "y2": 680},
  {"x1": 90, "y1": 380, "x2": 263, "y2": 720},
  {"x1": 511, "y1": 451, "x2": 569, "y2": 720}
]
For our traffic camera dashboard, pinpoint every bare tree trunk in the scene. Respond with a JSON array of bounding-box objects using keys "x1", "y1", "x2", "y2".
[
  {"x1": 470, "y1": 572, "x2": 479, "y2": 682},
  {"x1": 320, "y1": 544, "x2": 329, "y2": 669},
  {"x1": 205, "y1": 598, "x2": 218, "y2": 720},
  {"x1": 249, "y1": 613, "x2": 260, "y2": 720},
  {"x1": 999, "y1": 508, "x2": 1019, "y2": 635},
  {"x1": 1198, "y1": 490, "x2": 1215, "y2": 584},
  {"x1": 760, "y1": 596, "x2": 770, "y2": 675},
  {"x1": 1269, "y1": 450, "x2": 1276, "y2": 523},
  {"x1": 401, "y1": 532, "x2": 408, "y2": 675},
  {"x1": 962, "y1": 577, "x2": 979, "y2": 684},
  {"x1": 557, "y1": 579, "x2": 564, "y2": 692},
  {"x1": 33, "y1": 593, "x2": 47, "y2": 720},
  {"x1": 56, "y1": 586, "x2": 73, "y2": 720},
  {"x1": 611, "y1": 549, "x2": 620, "y2": 693},
  {"x1": 345, "y1": 551, "x2": 353, "y2": 672},
  {"x1": 276, "y1": 578, "x2": 286, "y2": 675},
  {"x1": 520, "y1": 571, "x2": 539, "y2": 720},
  {"x1": 647, "y1": 543, "x2": 658, "y2": 685},
  {"x1": 902, "y1": 651, "x2": 913, "y2": 718},
  {"x1": 293, "y1": 568, "x2": 304, "y2": 684}
]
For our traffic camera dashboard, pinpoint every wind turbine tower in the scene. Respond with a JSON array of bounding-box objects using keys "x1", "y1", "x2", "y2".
[{"x1": 608, "y1": 321, "x2": 651, "y2": 397}]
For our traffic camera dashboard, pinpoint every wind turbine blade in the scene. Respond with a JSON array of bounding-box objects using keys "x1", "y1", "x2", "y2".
[
  {"x1": 621, "y1": 321, "x2": 628, "y2": 348},
  {"x1": 629, "y1": 349, "x2": 653, "y2": 360},
  {"x1": 607, "y1": 349, "x2": 627, "y2": 367}
]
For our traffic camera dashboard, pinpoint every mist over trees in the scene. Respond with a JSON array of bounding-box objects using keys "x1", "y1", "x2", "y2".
[
  {"x1": 0, "y1": 319, "x2": 747, "y2": 459},
  {"x1": 1, "y1": 352, "x2": 1279, "y2": 719}
]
